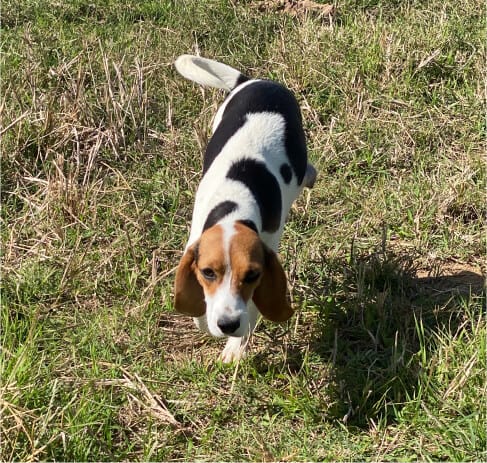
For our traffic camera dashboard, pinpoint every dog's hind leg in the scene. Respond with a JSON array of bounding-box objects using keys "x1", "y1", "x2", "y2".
[{"x1": 304, "y1": 164, "x2": 317, "y2": 188}]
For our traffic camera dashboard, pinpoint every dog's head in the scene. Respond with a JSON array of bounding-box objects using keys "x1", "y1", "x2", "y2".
[{"x1": 174, "y1": 222, "x2": 293, "y2": 337}]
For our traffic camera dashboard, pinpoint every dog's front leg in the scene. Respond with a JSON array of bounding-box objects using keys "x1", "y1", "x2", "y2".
[
  {"x1": 219, "y1": 301, "x2": 259, "y2": 363},
  {"x1": 220, "y1": 336, "x2": 248, "y2": 363}
]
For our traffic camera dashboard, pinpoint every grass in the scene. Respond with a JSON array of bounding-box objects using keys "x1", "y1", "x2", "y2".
[{"x1": 1, "y1": 0, "x2": 485, "y2": 460}]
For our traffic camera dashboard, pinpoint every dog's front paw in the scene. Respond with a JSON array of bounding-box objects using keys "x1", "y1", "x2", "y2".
[{"x1": 219, "y1": 337, "x2": 247, "y2": 363}]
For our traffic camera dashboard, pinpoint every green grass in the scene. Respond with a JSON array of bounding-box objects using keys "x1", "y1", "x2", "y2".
[{"x1": 1, "y1": 0, "x2": 485, "y2": 460}]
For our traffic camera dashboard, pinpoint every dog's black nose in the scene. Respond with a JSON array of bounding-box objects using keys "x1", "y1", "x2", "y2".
[{"x1": 217, "y1": 317, "x2": 240, "y2": 334}]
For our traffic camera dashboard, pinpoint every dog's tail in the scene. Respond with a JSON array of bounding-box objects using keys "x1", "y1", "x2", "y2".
[{"x1": 174, "y1": 55, "x2": 249, "y2": 92}]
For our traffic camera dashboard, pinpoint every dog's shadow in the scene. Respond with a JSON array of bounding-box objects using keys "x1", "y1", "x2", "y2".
[{"x1": 251, "y1": 251, "x2": 485, "y2": 426}]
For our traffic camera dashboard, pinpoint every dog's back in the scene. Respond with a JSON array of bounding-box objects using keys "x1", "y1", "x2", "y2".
[
  {"x1": 174, "y1": 55, "x2": 314, "y2": 250},
  {"x1": 206, "y1": 80, "x2": 307, "y2": 181}
]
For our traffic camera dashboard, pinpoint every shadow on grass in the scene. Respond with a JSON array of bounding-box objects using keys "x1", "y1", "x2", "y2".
[
  {"x1": 252, "y1": 250, "x2": 485, "y2": 427},
  {"x1": 305, "y1": 251, "x2": 485, "y2": 426}
]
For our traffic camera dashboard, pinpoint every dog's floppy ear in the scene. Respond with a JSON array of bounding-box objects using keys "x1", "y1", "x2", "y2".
[
  {"x1": 174, "y1": 243, "x2": 206, "y2": 317},
  {"x1": 253, "y1": 247, "x2": 293, "y2": 322}
]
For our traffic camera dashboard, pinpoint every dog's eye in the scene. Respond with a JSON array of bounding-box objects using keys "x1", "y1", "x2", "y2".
[
  {"x1": 200, "y1": 268, "x2": 217, "y2": 281},
  {"x1": 243, "y1": 269, "x2": 261, "y2": 284}
]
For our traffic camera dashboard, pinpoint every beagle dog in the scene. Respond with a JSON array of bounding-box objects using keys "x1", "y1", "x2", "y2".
[{"x1": 173, "y1": 55, "x2": 316, "y2": 362}]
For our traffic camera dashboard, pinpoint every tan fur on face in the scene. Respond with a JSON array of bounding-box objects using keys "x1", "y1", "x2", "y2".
[
  {"x1": 228, "y1": 222, "x2": 265, "y2": 301},
  {"x1": 228, "y1": 222, "x2": 293, "y2": 321},
  {"x1": 194, "y1": 223, "x2": 265, "y2": 300},
  {"x1": 194, "y1": 224, "x2": 226, "y2": 296},
  {"x1": 175, "y1": 221, "x2": 293, "y2": 322}
]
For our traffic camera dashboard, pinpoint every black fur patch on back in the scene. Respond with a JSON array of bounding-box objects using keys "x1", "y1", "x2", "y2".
[
  {"x1": 203, "y1": 81, "x2": 307, "y2": 182},
  {"x1": 237, "y1": 219, "x2": 258, "y2": 234},
  {"x1": 280, "y1": 163, "x2": 292, "y2": 184},
  {"x1": 203, "y1": 200, "x2": 238, "y2": 231},
  {"x1": 227, "y1": 159, "x2": 281, "y2": 233}
]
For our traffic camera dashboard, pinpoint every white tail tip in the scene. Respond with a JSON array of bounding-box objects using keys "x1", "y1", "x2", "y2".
[{"x1": 174, "y1": 55, "x2": 246, "y2": 92}]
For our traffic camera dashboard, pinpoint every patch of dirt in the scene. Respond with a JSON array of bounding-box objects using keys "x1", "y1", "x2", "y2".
[{"x1": 415, "y1": 261, "x2": 485, "y2": 296}]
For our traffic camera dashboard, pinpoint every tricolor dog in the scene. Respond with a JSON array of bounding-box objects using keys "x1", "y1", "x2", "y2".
[{"x1": 173, "y1": 55, "x2": 316, "y2": 362}]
